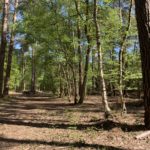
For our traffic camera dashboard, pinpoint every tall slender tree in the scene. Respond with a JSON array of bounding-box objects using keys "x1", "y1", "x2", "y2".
[
  {"x1": 93, "y1": 0, "x2": 111, "y2": 116},
  {"x1": 0, "y1": 0, "x2": 9, "y2": 97},
  {"x1": 3, "y1": 0, "x2": 18, "y2": 95},
  {"x1": 30, "y1": 46, "x2": 36, "y2": 94},
  {"x1": 118, "y1": 0, "x2": 132, "y2": 113},
  {"x1": 135, "y1": 0, "x2": 150, "y2": 129},
  {"x1": 78, "y1": 0, "x2": 91, "y2": 104},
  {"x1": 74, "y1": 0, "x2": 83, "y2": 100}
]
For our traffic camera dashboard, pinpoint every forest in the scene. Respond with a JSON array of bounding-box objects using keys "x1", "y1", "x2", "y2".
[{"x1": 0, "y1": 0, "x2": 150, "y2": 149}]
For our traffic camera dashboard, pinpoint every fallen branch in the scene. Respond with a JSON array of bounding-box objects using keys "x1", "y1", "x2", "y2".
[{"x1": 136, "y1": 131, "x2": 150, "y2": 139}]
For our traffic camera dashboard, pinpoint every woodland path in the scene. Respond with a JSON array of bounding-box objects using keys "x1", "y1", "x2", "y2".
[{"x1": 0, "y1": 95, "x2": 149, "y2": 150}]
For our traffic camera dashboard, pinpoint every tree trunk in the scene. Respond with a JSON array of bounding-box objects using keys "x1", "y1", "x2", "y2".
[
  {"x1": 59, "y1": 78, "x2": 64, "y2": 98},
  {"x1": 3, "y1": 0, "x2": 18, "y2": 96},
  {"x1": 78, "y1": 0, "x2": 91, "y2": 104},
  {"x1": 92, "y1": 48, "x2": 95, "y2": 94},
  {"x1": 72, "y1": 67, "x2": 78, "y2": 104},
  {"x1": 20, "y1": 48, "x2": 26, "y2": 91},
  {"x1": 0, "y1": 0, "x2": 9, "y2": 97},
  {"x1": 30, "y1": 47, "x2": 36, "y2": 94},
  {"x1": 75, "y1": 0, "x2": 83, "y2": 98},
  {"x1": 93, "y1": 0, "x2": 111, "y2": 116},
  {"x1": 135, "y1": 0, "x2": 150, "y2": 129},
  {"x1": 118, "y1": 0, "x2": 132, "y2": 113},
  {"x1": 62, "y1": 65, "x2": 71, "y2": 102},
  {"x1": 59, "y1": 64, "x2": 64, "y2": 98},
  {"x1": 110, "y1": 48, "x2": 116, "y2": 96}
]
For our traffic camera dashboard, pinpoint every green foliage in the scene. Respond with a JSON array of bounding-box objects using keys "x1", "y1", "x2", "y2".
[
  {"x1": 9, "y1": 51, "x2": 21, "y2": 90},
  {"x1": 7, "y1": 0, "x2": 141, "y2": 95}
]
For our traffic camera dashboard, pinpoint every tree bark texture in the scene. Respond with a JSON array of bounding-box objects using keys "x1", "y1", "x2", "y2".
[
  {"x1": 135, "y1": 0, "x2": 150, "y2": 129},
  {"x1": 0, "y1": 0, "x2": 9, "y2": 97}
]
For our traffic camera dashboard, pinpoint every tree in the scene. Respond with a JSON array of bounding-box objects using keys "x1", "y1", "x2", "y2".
[
  {"x1": 74, "y1": 0, "x2": 83, "y2": 100},
  {"x1": 78, "y1": 0, "x2": 91, "y2": 104},
  {"x1": 3, "y1": 0, "x2": 18, "y2": 95},
  {"x1": 135, "y1": 0, "x2": 150, "y2": 129},
  {"x1": 30, "y1": 46, "x2": 36, "y2": 94},
  {"x1": 0, "y1": 0, "x2": 9, "y2": 97},
  {"x1": 93, "y1": 0, "x2": 111, "y2": 116},
  {"x1": 118, "y1": 0, "x2": 132, "y2": 113}
]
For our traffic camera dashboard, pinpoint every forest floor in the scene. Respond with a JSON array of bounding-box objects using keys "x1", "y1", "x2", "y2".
[{"x1": 0, "y1": 93, "x2": 149, "y2": 150}]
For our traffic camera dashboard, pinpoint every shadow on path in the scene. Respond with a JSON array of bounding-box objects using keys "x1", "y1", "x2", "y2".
[
  {"x1": 0, "y1": 118, "x2": 144, "y2": 132},
  {"x1": 0, "y1": 136, "x2": 127, "y2": 150}
]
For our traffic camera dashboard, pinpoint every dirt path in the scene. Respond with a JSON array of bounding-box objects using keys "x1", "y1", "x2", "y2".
[{"x1": 0, "y1": 95, "x2": 149, "y2": 150}]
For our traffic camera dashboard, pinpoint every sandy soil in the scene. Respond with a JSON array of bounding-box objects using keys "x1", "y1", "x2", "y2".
[{"x1": 0, "y1": 95, "x2": 149, "y2": 150}]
